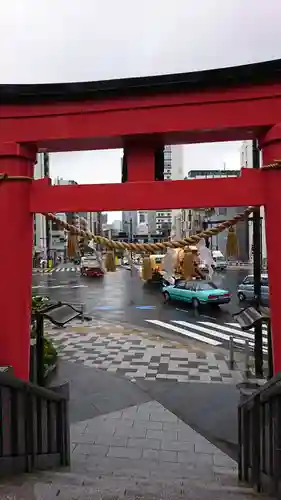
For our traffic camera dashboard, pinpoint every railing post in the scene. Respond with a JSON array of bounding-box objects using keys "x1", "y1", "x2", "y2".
[
  {"x1": 80, "y1": 303, "x2": 85, "y2": 322},
  {"x1": 35, "y1": 313, "x2": 45, "y2": 387},
  {"x1": 51, "y1": 383, "x2": 70, "y2": 466},
  {"x1": 252, "y1": 394, "x2": 261, "y2": 491},
  {"x1": 244, "y1": 340, "x2": 250, "y2": 379},
  {"x1": 238, "y1": 405, "x2": 242, "y2": 481},
  {"x1": 229, "y1": 335, "x2": 234, "y2": 369},
  {"x1": 267, "y1": 322, "x2": 274, "y2": 380}
]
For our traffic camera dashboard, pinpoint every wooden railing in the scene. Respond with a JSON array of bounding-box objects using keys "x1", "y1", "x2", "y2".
[
  {"x1": 0, "y1": 368, "x2": 70, "y2": 476},
  {"x1": 238, "y1": 374, "x2": 281, "y2": 497}
]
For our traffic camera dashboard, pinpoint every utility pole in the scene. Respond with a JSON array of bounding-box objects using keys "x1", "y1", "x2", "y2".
[
  {"x1": 252, "y1": 138, "x2": 263, "y2": 378},
  {"x1": 43, "y1": 153, "x2": 51, "y2": 262},
  {"x1": 96, "y1": 211, "x2": 102, "y2": 252},
  {"x1": 129, "y1": 217, "x2": 133, "y2": 264}
]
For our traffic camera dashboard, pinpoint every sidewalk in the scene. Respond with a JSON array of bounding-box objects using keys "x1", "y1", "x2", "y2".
[
  {"x1": 0, "y1": 362, "x2": 264, "y2": 499},
  {"x1": 43, "y1": 318, "x2": 244, "y2": 457}
]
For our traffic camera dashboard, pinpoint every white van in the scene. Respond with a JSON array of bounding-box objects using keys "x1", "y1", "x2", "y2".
[{"x1": 212, "y1": 250, "x2": 227, "y2": 271}]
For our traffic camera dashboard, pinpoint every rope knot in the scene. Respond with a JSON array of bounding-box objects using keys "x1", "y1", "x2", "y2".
[{"x1": 0, "y1": 173, "x2": 8, "y2": 182}]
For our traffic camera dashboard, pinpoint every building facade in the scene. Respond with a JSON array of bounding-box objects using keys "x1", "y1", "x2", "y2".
[
  {"x1": 240, "y1": 140, "x2": 267, "y2": 262},
  {"x1": 33, "y1": 153, "x2": 47, "y2": 264},
  {"x1": 183, "y1": 169, "x2": 249, "y2": 261}
]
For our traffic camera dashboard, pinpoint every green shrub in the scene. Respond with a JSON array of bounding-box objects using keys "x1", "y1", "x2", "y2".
[
  {"x1": 31, "y1": 295, "x2": 58, "y2": 372},
  {"x1": 32, "y1": 295, "x2": 50, "y2": 313},
  {"x1": 44, "y1": 336, "x2": 58, "y2": 369}
]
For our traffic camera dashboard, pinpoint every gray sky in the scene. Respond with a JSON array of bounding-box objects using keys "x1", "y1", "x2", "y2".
[{"x1": 1, "y1": 0, "x2": 280, "y2": 221}]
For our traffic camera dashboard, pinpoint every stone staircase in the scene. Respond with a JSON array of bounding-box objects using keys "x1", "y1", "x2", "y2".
[{"x1": 0, "y1": 401, "x2": 271, "y2": 500}]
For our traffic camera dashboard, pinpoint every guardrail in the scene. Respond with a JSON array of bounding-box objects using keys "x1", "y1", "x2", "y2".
[
  {"x1": 0, "y1": 368, "x2": 70, "y2": 476},
  {"x1": 238, "y1": 374, "x2": 281, "y2": 497}
]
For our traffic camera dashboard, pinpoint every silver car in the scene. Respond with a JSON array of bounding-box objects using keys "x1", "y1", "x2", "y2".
[{"x1": 237, "y1": 274, "x2": 269, "y2": 305}]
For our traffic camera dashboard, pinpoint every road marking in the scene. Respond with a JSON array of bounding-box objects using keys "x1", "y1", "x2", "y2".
[
  {"x1": 147, "y1": 319, "x2": 269, "y2": 355},
  {"x1": 146, "y1": 320, "x2": 221, "y2": 346},
  {"x1": 92, "y1": 306, "x2": 116, "y2": 310},
  {"x1": 135, "y1": 306, "x2": 156, "y2": 310},
  {"x1": 197, "y1": 321, "x2": 268, "y2": 344},
  {"x1": 172, "y1": 320, "x2": 246, "y2": 346}
]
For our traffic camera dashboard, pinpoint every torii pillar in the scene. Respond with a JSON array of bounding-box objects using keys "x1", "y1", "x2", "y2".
[
  {"x1": 0, "y1": 143, "x2": 36, "y2": 380},
  {"x1": 261, "y1": 125, "x2": 281, "y2": 374}
]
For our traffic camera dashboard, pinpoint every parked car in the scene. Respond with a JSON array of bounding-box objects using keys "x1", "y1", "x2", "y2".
[
  {"x1": 162, "y1": 279, "x2": 231, "y2": 307},
  {"x1": 237, "y1": 274, "x2": 269, "y2": 305}
]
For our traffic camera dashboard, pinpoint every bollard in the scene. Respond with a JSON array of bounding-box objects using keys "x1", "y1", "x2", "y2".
[
  {"x1": 229, "y1": 335, "x2": 234, "y2": 369},
  {"x1": 244, "y1": 340, "x2": 250, "y2": 379},
  {"x1": 80, "y1": 303, "x2": 85, "y2": 322}
]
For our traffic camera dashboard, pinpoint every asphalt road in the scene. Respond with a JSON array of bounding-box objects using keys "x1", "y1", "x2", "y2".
[
  {"x1": 32, "y1": 266, "x2": 254, "y2": 352},
  {"x1": 32, "y1": 266, "x2": 248, "y2": 317}
]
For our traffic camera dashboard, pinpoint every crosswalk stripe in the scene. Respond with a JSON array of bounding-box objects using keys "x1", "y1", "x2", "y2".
[
  {"x1": 172, "y1": 320, "x2": 245, "y2": 346},
  {"x1": 146, "y1": 320, "x2": 221, "y2": 346},
  {"x1": 148, "y1": 318, "x2": 270, "y2": 355},
  {"x1": 226, "y1": 321, "x2": 268, "y2": 333},
  {"x1": 197, "y1": 321, "x2": 268, "y2": 344},
  {"x1": 248, "y1": 341, "x2": 268, "y2": 354}
]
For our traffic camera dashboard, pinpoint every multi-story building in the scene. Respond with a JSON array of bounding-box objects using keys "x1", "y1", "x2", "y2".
[
  {"x1": 156, "y1": 145, "x2": 184, "y2": 236},
  {"x1": 122, "y1": 211, "x2": 138, "y2": 239},
  {"x1": 50, "y1": 212, "x2": 67, "y2": 260},
  {"x1": 183, "y1": 169, "x2": 249, "y2": 260},
  {"x1": 33, "y1": 153, "x2": 48, "y2": 265},
  {"x1": 240, "y1": 140, "x2": 266, "y2": 262}
]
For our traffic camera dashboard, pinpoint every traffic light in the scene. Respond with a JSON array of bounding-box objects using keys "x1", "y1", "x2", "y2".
[
  {"x1": 121, "y1": 152, "x2": 128, "y2": 183},
  {"x1": 154, "y1": 147, "x2": 164, "y2": 181}
]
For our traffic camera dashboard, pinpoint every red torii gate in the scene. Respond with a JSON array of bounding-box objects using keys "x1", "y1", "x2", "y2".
[{"x1": 0, "y1": 59, "x2": 281, "y2": 380}]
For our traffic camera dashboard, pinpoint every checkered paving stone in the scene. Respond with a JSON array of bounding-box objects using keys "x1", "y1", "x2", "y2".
[{"x1": 45, "y1": 319, "x2": 242, "y2": 384}]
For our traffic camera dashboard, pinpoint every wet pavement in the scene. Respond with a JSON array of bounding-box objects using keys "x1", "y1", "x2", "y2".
[
  {"x1": 32, "y1": 266, "x2": 249, "y2": 327},
  {"x1": 33, "y1": 266, "x2": 256, "y2": 356}
]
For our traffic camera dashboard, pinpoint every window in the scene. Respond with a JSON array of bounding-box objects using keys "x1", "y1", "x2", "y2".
[
  {"x1": 197, "y1": 282, "x2": 217, "y2": 291},
  {"x1": 175, "y1": 280, "x2": 187, "y2": 289},
  {"x1": 155, "y1": 257, "x2": 163, "y2": 264},
  {"x1": 261, "y1": 277, "x2": 269, "y2": 286},
  {"x1": 185, "y1": 282, "x2": 196, "y2": 291},
  {"x1": 243, "y1": 276, "x2": 254, "y2": 285},
  {"x1": 218, "y1": 207, "x2": 227, "y2": 216},
  {"x1": 139, "y1": 214, "x2": 145, "y2": 223},
  {"x1": 52, "y1": 219, "x2": 63, "y2": 231}
]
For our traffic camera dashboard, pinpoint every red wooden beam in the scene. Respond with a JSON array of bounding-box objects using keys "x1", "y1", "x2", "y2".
[
  {"x1": 30, "y1": 168, "x2": 264, "y2": 214},
  {"x1": 2, "y1": 91, "x2": 281, "y2": 148}
]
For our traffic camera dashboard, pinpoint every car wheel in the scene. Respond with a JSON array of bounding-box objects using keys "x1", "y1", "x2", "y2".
[
  {"x1": 163, "y1": 292, "x2": 170, "y2": 303},
  {"x1": 192, "y1": 298, "x2": 200, "y2": 309},
  {"x1": 238, "y1": 292, "x2": 246, "y2": 302}
]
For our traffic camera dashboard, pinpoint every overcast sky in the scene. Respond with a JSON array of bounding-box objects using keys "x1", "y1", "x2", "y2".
[{"x1": 1, "y1": 0, "x2": 280, "y2": 221}]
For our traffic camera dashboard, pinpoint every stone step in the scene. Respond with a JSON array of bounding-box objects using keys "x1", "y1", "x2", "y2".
[{"x1": 0, "y1": 469, "x2": 269, "y2": 500}]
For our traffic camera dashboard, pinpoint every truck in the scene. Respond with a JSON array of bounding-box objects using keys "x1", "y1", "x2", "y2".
[
  {"x1": 212, "y1": 250, "x2": 227, "y2": 271},
  {"x1": 80, "y1": 254, "x2": 104, "y2": 277},
  {"x1": 141, "y1": 247, "x2": 207, "y2": 285}
]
